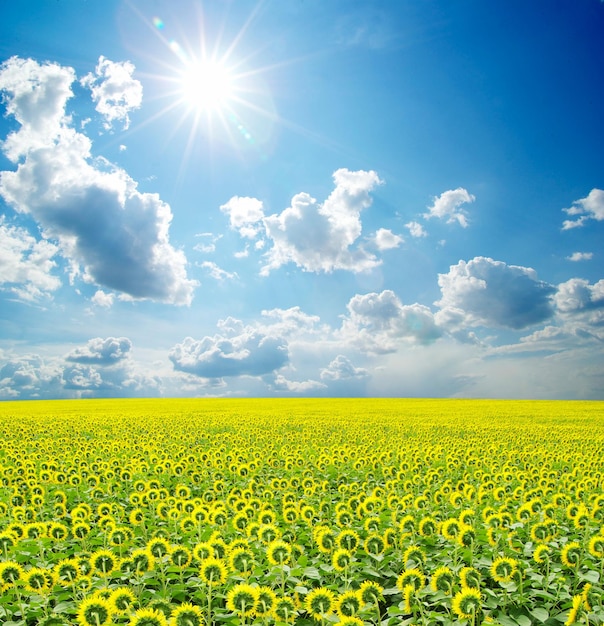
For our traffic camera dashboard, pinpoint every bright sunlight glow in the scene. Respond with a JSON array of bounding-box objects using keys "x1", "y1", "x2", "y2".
[{"x1": 179, "y1": 60, "x2": 235, "y2": 113}]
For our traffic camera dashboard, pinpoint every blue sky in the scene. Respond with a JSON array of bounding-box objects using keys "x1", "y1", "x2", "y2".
[{"x1": 1, "y1": 0, "x2": 603, "y2": 399}]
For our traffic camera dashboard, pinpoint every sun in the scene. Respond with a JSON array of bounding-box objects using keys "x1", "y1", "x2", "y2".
[{"x1": 179, "y1": 59, "x2": 235, "y2": 114}]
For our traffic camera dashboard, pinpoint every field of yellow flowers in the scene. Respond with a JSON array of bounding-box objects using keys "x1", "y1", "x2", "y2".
[{"x1": 0, "y1": 398, "x2": 602, "y2": 626}]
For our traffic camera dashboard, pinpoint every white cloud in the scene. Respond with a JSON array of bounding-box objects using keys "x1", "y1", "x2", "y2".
[
  {"x1": 0, "y1": 56, "x2": 197, "y2": 305},
  {"x1": 424, "y1": 187, "x2": 475, "y2": 227},
  {"x1": 169, "y1": 329, "x2": 289, "y2": 378},
  {"x1": 194, "y1": 233, "x2": 222, "y2": 254},
  {"x1": 260, "y1": 306, "x2": 322, "y2": 337},
  {"x1": 562, "y1": 189, "x2": 604, "y2": 229},
  {"x1": 555, "y1": 278, "x2": 604, "y2": 327},
  {"x1": 436, "y1": 257, "x2": 556, "y2": 330},
  {"x1": 220, "y1": 196, "x2": 265, "y2": 238},
  {"x1": 373, "y1": 228, "x2": 403, "y2": 250},
  {"x1": 0, "y1": 217, "x2": 61, "y2": 301},
  {"x1": 0, "y1": 352, "x2": 63, "y2": 399},
  {"x1": 566, "y1": 252, "x2": 593, "y2": 262},
  {"x1": 200, "y1": 261, "x2": 238, "y2": 281},
  {"x1": 66, "y1": 337, "x2": 132, "y2": 365},
  {"x1": 91, "y1": 290, "x2": 114, "y2": 308},
  {"x1": 81, "y1": 56, "x2": 143, "y2": 130},
  {"x1": 62, "y1": 363, "x2": 103, "y2": 390},
  {"x1": 272, "y1": 374, "x2": 326, "y2": 393},
  {"x1": 262, "y1": 168, "x2": 383, "y2": 274},
  {"x1": 320, "y1": 354, "x2": 368, "y2": 381},
  {"x1": 339, "y1": 289, "x2": 441, "y2": 353},
  {"x1": 406, "y1": 221, "x2": 427, "y2": 238}
]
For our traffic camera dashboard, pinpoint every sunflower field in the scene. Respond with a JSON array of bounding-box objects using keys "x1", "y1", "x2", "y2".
[{"x1": 0, "y1": 398, "x2": 603, "y2": 626}]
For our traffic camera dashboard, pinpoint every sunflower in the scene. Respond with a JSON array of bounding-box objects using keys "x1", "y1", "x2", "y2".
[
  {"x1": 396, "y1": 568, "x2": 425, "y2": 593},
  {"x1": 332, "y1": 548, "x2": 352, "y2": 571},
  {"x1": 316, "y1": 528, "x2": 336, "y2": 553},
  {"x1": 226, "y1": 583, "x2": 259, "y2": 617},
  {"x1": 490, "y1": 556, "x2": 518, "y2": 583},
  {"x1": 337, "y1": 529, "x2": 360, "y2": 551},
  {"x1": 402, "y1": 584, "x2": 414, "y2": 613},
  {"x1": 131, "y1": 548, "x2": 155, "y2": 574},
  {"x1": 76, "y1": 596, "x2": 114, "y2": 626},
  {"x1": 530, "y1": 522, "x2": 553, "y2": 544},
  {"x1": 561, "y1": 542, "x2": 581, "y2": 568},
  {"x1": 534, "y1": 544, "x2": 551, "y2": 564},
  {"x1": 273, "y1": 596, "x2": 297, "y2": 622},
  {"x1": 255, "y1": 586, "x2": 277, "y2": 617},
  {"x1": 23, "y1": 566, "x2": 50, "y2": 594},
  {"x1": 169, "y1": 603, "x2": 204, "y2": 626},
  {"x1": 108, "y1": 527, "x2": 133, "y2": 548},
  {"x1": 128, "y1": 607, "x2": 169, "y2": 626},
  {"x1": 305, "y1": 587, "x2": 335, "y2": 619},
  {"x1": 72, "y1": 523, "x2": 92, "y2": 545},
  {"x1": 417, "y1": 516, "x2": 437, "y2": 537},
  {"x1": 0, "y1": 560, "x2": 23, "y2": 587},
  {"x1": 54, "y1": 558, "x2": 79, "y2": 586},
  {"x1": 90, "y1": 549, "x2": 117, "y2": 577},
  {"x1": 402, "y1": 545, "x2": 425, "y2": 567},
  {"x1": 258, "y1": 523, "x2": 280, "y2": 544},
  {"x1": 365, "y1": 533, "x2": 385, "y2": 555},
  {"x1": 358, "y1": 580, "x2": 383, "y2": 605},
  {"x1": 110, "y1": 586, "x2": 137, "y2": 614},
  {"x1": 266, "y1": 539, "x2": 292, "y2": 566},
  {"x1": 587, "y1": 534, "x2": 604, "y2": 559},
  {"x1": 458, "y1": 525, "x2": 476, "y2": 547},
  {"x1": 459, "y1": 566, "x2": 481, "y2": 590},
  {"x1": 441, "y1": 519, "x2": 460, "y2": 541},
  {"x1": 564, "y1": 594, "x2": 583, "y2": 626},
  {"x1": 335, "y1": 590, "x2": 361, "y2": 618},
  {"x1": 431, "y1": 566, "x2": 454, "y2": 594},
  {"x1": 199, "y1": 556, "x2": 228, "y2": 585},
  {"x1": 47, "y1": 521, "x2": 69, "y2": 541},
  {"x1": 146, "y1": 537, "x2": 171, "y2": 560},
  {"x1": 170, "y1": 545, "x2": 192, "y2": 569},
  {"x1": 452, "y1": 587, "x2": 482, "y2": 620}
]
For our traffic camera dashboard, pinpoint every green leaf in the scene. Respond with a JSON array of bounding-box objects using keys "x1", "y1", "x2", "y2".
[
  {"x1": 303, "y1": 566, "x2": 321, "y2": 580},
  {"x1": 496, "y1": 615, "x2": 518, "y2": 626},
  {"x1": 530, "y1": 608, "x2": 549, "y2": 623},
  {"x1": 516, "y1": 614, "x2": 532, "y2": 626}
]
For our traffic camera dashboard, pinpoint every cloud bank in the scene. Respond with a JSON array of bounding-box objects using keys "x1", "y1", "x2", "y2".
[{"x1": 0, "y1": 56, "x2": 197, "y2": 305}]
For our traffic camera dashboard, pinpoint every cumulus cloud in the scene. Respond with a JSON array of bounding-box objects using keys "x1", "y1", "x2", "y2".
[
  {"x1": 320, "y1": 355, "x2": 368, "y2": 381},
  {"x1": 91, "y1": 290, "x2": 114, "y2": 308},
  {"x1": 372, "y1": 228, "x2": 403, "y2": 250},
  {"x1": 0, "y1": 217, "x2": 61, "y2": 300},
  {"x1": 0, "y1": 56, "x2": 197, "y2": 305},
  {"x1": 66, "y1": 337, "x2": 132, "y2": 365},
  {"x1": 169, "y1": 330, "x2": 288, "y2": 378},
  {"x1": 62, "y1": 363, "x2": 103, "y2": 390},
  {"x1": 261, "y1": 168, "x2": 383, "y2": 274},
  {"x1": 81, "y1": 56, "x2": 143, "y2": 130},
  {"x1": 220, "y1": 196, "x2": 265, "y2": 239},
  {"x1": 555, "y1": 278, "x2": 604, "y2": 319},
  {"x1": 424, "y1": 187, "x2": 475, "y2": 227},
  {"x1": 562, "y1": 189, "x2": 604, "y2": 229},
  {"x1": 272, "y1": 374, "x2": 326, "y2": 393},
  {"x1": 339, "y1": 289, "x2": 441, "y2": 353},
  {"x1": 566, "y1": 252, "x2": 593, "y2": 262},
  {"x1": 260, "y1": 306, "x2": 322, "y2": 337},
  {"x1": 436, "y1": 256, "x2": 556, "y2": 330},
  {"x1": 0, "y1": 353, "x2": 63, "y2": 398},
  {"x1": 406, "y1": 221, "x2": 427, "y2": 238}
]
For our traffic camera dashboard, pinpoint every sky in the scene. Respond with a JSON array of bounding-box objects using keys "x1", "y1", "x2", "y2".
[{"x1": 0, "y1": 0, "x2": 603, "y2": 400}]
